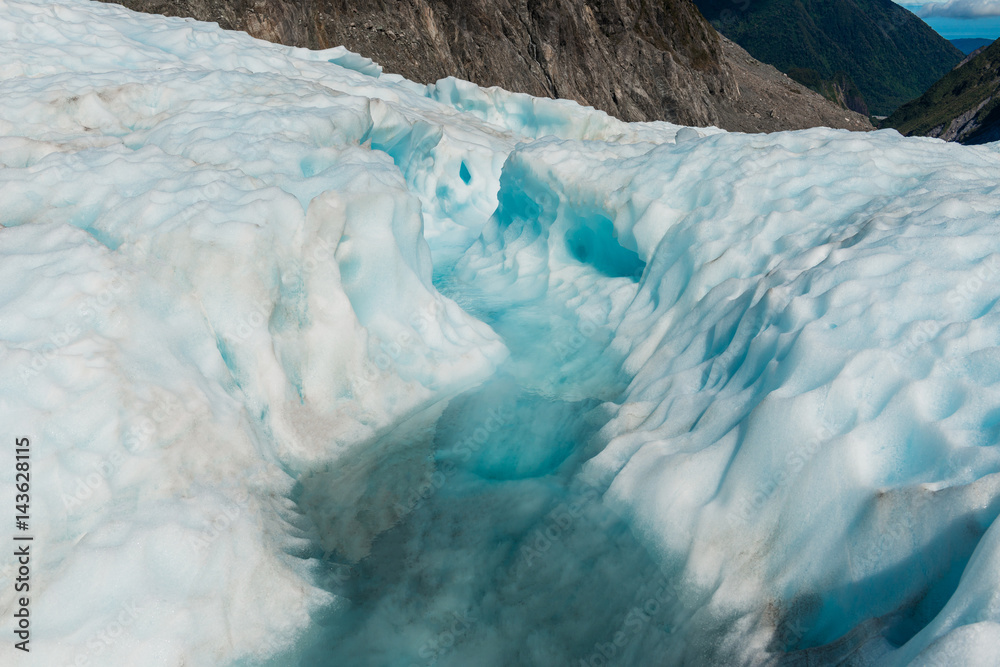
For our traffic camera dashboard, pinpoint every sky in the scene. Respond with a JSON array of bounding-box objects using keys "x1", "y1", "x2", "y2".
[{"x1": 895, "y1": 1, "x2": 1000, "y2": 39}]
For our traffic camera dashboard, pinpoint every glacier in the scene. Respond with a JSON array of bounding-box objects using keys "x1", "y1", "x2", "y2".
[{"x1": 1, "y1": 1, "x2": 1000, "y2": 665}]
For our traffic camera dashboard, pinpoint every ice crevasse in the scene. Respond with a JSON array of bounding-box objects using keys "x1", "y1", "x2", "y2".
[{"x1": 1, "y1": 1, "x2": 1000, "y2": 665}]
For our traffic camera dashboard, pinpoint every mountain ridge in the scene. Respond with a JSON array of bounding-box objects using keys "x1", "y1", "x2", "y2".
[
  {"x1": 693, "y1": 0, "x2": 964, "y2": 115},
  {"x1": 97, "y1": 0, "x2": 871, "y2": 133},
  {"x1": 883, "y1": 37, "x2": 1000, "y2": 145}
]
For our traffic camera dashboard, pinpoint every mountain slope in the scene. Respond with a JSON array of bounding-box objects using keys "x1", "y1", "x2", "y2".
[
  {"x1": 694, "y1": 0, "x2": 964, "y2": 115},
  {"x1": 883, "y1": 38, "x2": 1000, "y2": 144},
  {"x1": 98, "y1": 0, "x2": 871, "y2": 132}
]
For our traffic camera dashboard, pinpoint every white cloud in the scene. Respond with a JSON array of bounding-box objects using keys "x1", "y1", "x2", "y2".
[{"x1": 918, "y1": 0, "x2": 1000, "y2": 18}]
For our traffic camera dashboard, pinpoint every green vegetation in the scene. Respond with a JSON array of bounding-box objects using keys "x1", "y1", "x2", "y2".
[
  {"x1": 787, "y1": 68, "x2": 868, "y2": 115},
  {"x1": 693, "y1": 0, "x2": 963, "y2": 115},
  {"x1": 883, "y1": 38, "x2": 1000, "y2": 144}
]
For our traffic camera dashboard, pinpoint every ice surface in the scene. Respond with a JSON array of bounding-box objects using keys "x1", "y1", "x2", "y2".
[{"x1": 1, "y1": 1, "x2": 1000, "y2": 666}]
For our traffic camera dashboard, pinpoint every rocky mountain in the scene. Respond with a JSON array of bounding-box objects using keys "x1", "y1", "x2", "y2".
[
  {"x1": 787, "y1": 68, "x2": 869, "y2": 116},
  {"x1": 883, "y1": 38, "x2": 1000, "y2": 145},
  {"x1": 97, "y1": 0, "x2": 871, "y2": 133},
  {"x1": 693, "y1": 0, "x2": 963, "y2": 116}
]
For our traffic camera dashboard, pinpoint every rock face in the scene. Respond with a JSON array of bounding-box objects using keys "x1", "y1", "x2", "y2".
[
  {"x1": 883, "y1": 38, "x2": 1000, "y2": 145},
  {"x1": 97, "y1": 0, "x2": 871, "y2": 133},
  {"x1": 694, "y1": 0, "x2": 963, "y2": 116}
]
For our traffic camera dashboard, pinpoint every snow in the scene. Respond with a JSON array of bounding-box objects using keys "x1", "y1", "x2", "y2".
[{"x1": 1, "y1": 1, "x2": 999, "y2": 665}]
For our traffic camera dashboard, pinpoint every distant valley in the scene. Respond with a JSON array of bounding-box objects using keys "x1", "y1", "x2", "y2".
[
  {"x1": 951, "y1": 38, "x2": 994, "y2": 55},
  {"x1": 884, "y1": 37, "x2": 1000, "y2": 145},
  {"x1": 694, "y1": 0, "x2": 963, "y2": 116}
]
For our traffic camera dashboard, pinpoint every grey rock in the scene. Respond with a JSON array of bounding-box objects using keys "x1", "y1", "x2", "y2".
[{"x1": 97, "y1": 0, "x2": 872, "y2": 133}]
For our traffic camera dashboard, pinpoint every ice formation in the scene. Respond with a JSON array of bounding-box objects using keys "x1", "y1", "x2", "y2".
[{"x1": 1, "y1": 1, "x2": 999, "y2": 665}]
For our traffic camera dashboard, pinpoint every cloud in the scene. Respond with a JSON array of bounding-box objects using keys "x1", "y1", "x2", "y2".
[{"x1": 918, "y1": 0, "x2": 1000, "y2": 18}]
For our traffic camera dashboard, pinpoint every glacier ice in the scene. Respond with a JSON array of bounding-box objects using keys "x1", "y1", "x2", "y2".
[{"x1": 1, "y1": 1, "x2": 1000, "y2": 666}]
